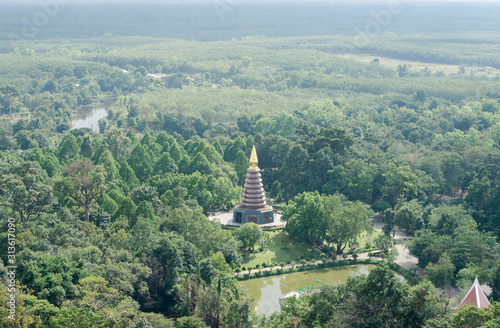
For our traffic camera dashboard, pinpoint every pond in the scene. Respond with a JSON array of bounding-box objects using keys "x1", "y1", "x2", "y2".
[
  {"x1": 238, "y1": 264, "x2": 377, "y2": 314},
  {"x1": 71, "y1": 107, "x2": 108, "y2": 132}
]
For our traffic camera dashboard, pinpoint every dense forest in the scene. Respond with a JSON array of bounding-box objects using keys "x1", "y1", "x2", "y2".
[{"x1": 1, "y1": 1, "x2": 500, "y2": 328}]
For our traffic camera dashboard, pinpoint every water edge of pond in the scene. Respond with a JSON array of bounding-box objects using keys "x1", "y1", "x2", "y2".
[
  {"x1": 238, "y1": 264, "x2": 404, "y2": 314},
  {"x1": 71, "y1": 107, "x2": 108, "y2": 132}
]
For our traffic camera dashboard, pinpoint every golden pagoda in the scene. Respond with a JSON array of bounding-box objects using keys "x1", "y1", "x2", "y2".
[{"x1": 233, "y1": 146, "x2": 274, "y2": 225}]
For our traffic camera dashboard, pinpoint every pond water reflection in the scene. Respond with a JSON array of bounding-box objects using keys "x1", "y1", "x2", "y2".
[
  {"x1": 238, "y1": 264, "x2": 376, "y2": 314},
  {"x1": 71, "y1": 107, "x2": 108, "y2": 132}
]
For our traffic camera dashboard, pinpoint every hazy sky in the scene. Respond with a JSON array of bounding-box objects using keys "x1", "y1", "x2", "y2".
[{"x1": 1, "y1": 0, "x2": 500, "y2": 3}]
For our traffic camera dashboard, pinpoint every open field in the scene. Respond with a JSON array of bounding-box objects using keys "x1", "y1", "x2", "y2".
[{"x1": 342, "y1": 54, "x2": 500, "y2": 78}]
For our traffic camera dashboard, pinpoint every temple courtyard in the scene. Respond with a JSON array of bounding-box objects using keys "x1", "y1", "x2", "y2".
[{"x1": 209, "y1": 210, "x2": 286, "y2": 228}]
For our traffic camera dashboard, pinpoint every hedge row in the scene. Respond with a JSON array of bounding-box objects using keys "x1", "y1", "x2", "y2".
[{"x1": 235, "y1": 259, "x2": 422, "y2": 286}]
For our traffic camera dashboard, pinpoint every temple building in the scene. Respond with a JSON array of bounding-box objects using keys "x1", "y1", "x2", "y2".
[
  {"x1": 233, "y1": 145, "x2": 274, "y2": 225},
  {"x1": 457, "y1": 277, "x2": 491, "y2": 309}
]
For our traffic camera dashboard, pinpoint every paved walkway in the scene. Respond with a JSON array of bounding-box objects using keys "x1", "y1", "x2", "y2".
[
  {"x1": 368, "y1": 214, "x2": 425, "y2": 278},
  {"x1": 237, "y1": 259, "x2": 342, "y2": 275},
  {"x1": 209, "y1": 210, "x2": 285, "y2": 228}
]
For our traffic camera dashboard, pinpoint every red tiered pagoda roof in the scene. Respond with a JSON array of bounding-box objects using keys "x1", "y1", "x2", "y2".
[{"x1": 240, "y1": 145, "x2": 267, "y2": 209}]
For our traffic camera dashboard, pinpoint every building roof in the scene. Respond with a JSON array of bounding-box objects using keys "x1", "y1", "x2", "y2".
[
  {"x1": 458, "y1": 277, "x2": 491, "y2": 309},
  {"x1": 240, "y1": 146, "x2": 266, "y2": 208}
]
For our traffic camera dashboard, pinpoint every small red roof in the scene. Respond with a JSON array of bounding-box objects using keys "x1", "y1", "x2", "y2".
[{"x1": 458, "y1": 278, "x2": 491, "y2": 309}]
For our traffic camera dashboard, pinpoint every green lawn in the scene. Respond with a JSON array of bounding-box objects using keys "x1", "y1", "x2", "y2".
[
  {"x1": 241, "y1": 230, "x2": 313, "y2": 268},
  {"x1": 241, "y1": 229, "x2": 384, "y2": 268},
  {"x1": 347, "y1": 230, "x2": 384, "y2": 253},
  {"x1": 242, "y1": 230, "x2": 382, "y2": 267}
]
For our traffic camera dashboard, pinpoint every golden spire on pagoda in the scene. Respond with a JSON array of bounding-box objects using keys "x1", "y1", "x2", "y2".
[{"x1": 249, "y1": 145, "x2": 258, "y2": 168}]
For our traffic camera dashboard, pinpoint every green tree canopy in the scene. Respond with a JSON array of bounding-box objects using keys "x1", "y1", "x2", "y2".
[
  {"x1": 236, "y1": 222, "x2": 263, "y2": 251},
  {"x1": 0, "y1": 161, "x2": 54, "y2": 227},
  {"x1": 54, "y1": 159, "x2": 106, "y2": 223},
  {"x1": 284, "y1": 192, "x2": 373, "y2": 254}
]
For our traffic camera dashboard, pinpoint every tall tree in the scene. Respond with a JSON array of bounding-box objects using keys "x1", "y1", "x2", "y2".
[
  {"x1": 233, "y1": 150, "x2": 248, "y2": 186},
  {"x1": 97, "y1": 150, "x2": 119, "y2": 182},
  {"x1": 394, "y1": 198, "x2": 423, "y2": 236},
  {"x1": 196, "y1": 278, "x2": 241, "y2": 328},
  {"x1": 281, "y1": 145, "x2": 308, "y2": 201},
  {"x1": 309, "y1": 127, "x2": 354, "y2": 155},
  {"x1": 188, "y1": 153, "x2": 213, "y2": 176},
  {"x1": 425, "y1": 252, "x2": 456, "y2": 287},
  {"x1": 105, "y1": 129, "x2": 133, "y2": 162},
  {"x1": 58, "y1": 134, "x2": 79, "y2": 164},
  {"x1": 284, "y1": 192, "x2": 373, "y2": 254},
  {"x1": 283, "y1": 191, "x2": 327, "y2": 250},
  {"x1": 65, "y1": 276, "x2": 139, "y2": 323},
  {"x1": 236, "y1": 222, "x2": 263, "y2": 251},
  {"x1": 0, "y1": 85, "x2": 21, "y2": 118},
  {"x1": 324, "y1": 194, "x2": 374, "y2": 255},
  {"x1": 54, "y1": 160, "x2": 106, "y2": 223},
  {"x1": 0, "y1": 161, "x2": 54, "y2": 228},
  {"x1": 128, "y1": 144, "x2": 153, "y2": 182},
  {"x1": 118, "y1": 161, "x2": 140, "y2": 191},
  {"x1": 382, "y1": 164, "x2": 422, "y2": 206},
  {"x1": 79, "y1": 134, "x2": 94, "y2": 159}
]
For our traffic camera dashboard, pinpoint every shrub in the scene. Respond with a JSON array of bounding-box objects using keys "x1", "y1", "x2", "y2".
[{"x1": 300, "y1": 259, "x2": 307, "y2": 265}]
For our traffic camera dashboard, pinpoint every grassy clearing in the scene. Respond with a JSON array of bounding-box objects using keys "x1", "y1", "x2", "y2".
[
  {"x1": 347, "y1": 230, "x2": 384, "y2": 253},
  {"x1": 241, "y1": 230, "x2": 313, "y2": 268},
  {"x1": 341, "y1": 54, "x2": 500, "y2": 77},
  {"x1": 241, "y1": 229, "x2": 384, "y2": 268}
]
